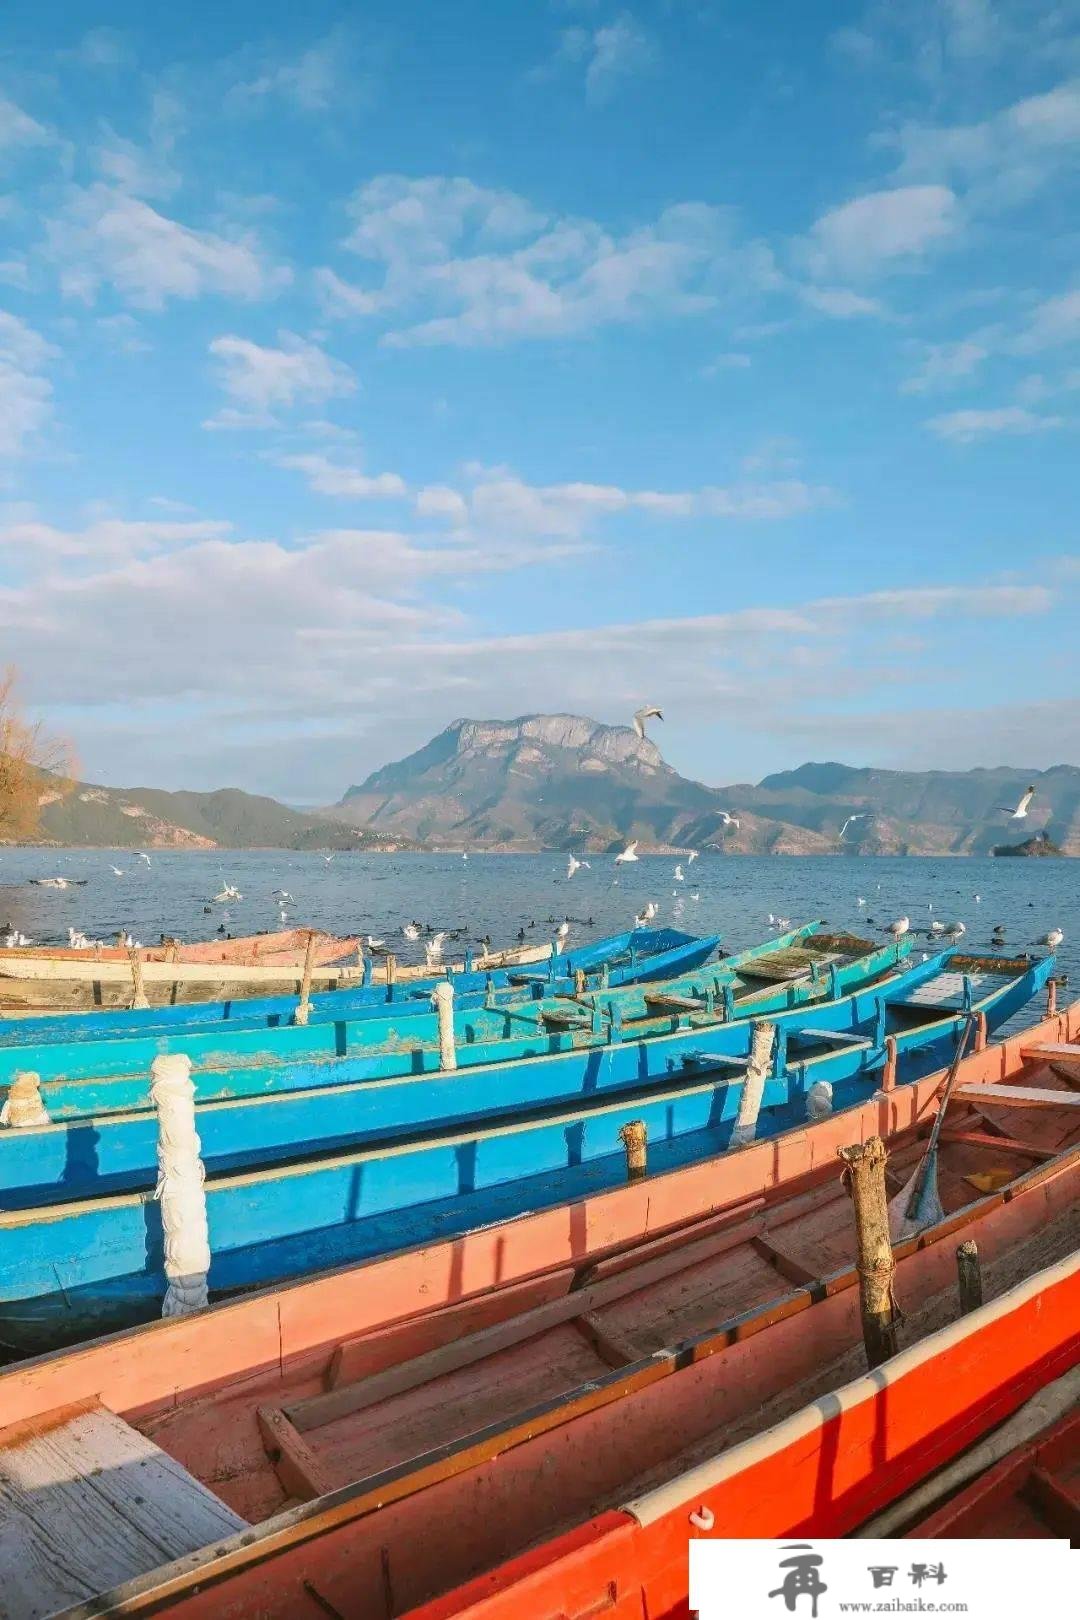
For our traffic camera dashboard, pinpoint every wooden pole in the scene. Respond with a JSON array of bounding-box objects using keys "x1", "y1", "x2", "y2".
[
  {"x1": 618, "y1": 1119, "x2": 647, "y2": 1182},
  {"x1": 151, "y1": 1054, "x2": 209, "y2": 1317},
  {"x1": 1047, "y1": 977, "x2": 1058, "y2": 1018},
  {"x1": 432, "y1": 981, "x2": 457, "y2": 1071},
  {"x1": 880, "y1": 1035, "x2": 898, "y2": 1092},
  {"x1": 974, "y1": 1010, "x2": 988, "y2": 1053},
  {"x1": 838, "y1": 1135, "x2": 898, "y2": 1370},
  {"x1": 956, "y1": 1239, "x2": 983, "y2": 1315},
  {"x1": 127, "y1": 944, "x2": 150, "y2": 1010},
  {"x1": 294, "y1": 929, "x2": 317, "y2": 1026},
  {"x1": 574, "y1": 968, "x2": 587, "y2": 996},
  {"x1": 728, "y1": 1020, "x2": 775, "y2": 1150}
]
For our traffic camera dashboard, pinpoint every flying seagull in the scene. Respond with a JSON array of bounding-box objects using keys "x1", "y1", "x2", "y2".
[
  {"x1": 673, "y1": 863, "x2": 685, "y2": 882},
  {"x1": 633, "y1": 706, "x2": 663, "y2": 742},
  {"x1": 566, "y1": 854, "x2": 590, "y2": 879},
  {"x1": 1000, "y1": 786, "x2": 1035, "y2": 819},
  {"x1": 136, "y1": 852, "x2": 151, "y2": 866},
  {"x1": 687, "y1": 850, "x2": 698, "y2": 864},
  {"x1": 839, "y1": 814, "x2": 867, "y2": 839},
  {"x1": 402, "y1": 923, "x2": 421, "y2": 941},
  {"x1": 614, "y1": 841, "x2": 639, "y2": 864}
]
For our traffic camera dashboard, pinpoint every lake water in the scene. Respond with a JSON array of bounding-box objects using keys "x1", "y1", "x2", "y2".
[{"x1": 0, "y1": 848, "x2": 1073, "y2": 1015}]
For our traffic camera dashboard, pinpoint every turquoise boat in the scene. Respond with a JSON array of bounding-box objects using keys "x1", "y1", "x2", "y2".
[
  {"x1": 0, "y1": 931, "x2": 915, "y2": 1207},
  {"x1": 0, "y1": 926, "x2": 903, "y2": 1109},
  {"x1": 0, "y1": 950, "x2": 1051, "y2": 1355},
  {"x1": 0, "y1": 926, "x2": 718, "y2": 1046}
]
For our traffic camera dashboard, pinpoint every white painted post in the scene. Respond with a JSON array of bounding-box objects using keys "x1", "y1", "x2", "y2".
[
  {"x1": 294, "y1": 929, "x2": 317, "y2": 1026},
  {"x1": 151, "y1": 1054, "x2": 210, "y2": 1317},
  {"x1": 432, "y1": 980, "x2": 457, "y2": 1070},
  {"x1": 729, "y1": 1020, "x2": 775, "y2": 1150},
  {"x1": 0, "y1": 1070, "x2": 50, "y2": 1128}
]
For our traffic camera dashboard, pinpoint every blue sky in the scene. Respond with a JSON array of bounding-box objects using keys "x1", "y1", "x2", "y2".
[{"x1": 1, "y1": 0, "x2": 1077, "y2": 801}]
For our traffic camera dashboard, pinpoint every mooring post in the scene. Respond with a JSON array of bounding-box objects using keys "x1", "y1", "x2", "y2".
[
  {"x1": 294, "y1": 928, "x2": 317, "y2": 1026},
  {"x1": 973, "y1": 1010, "x2": 987, "y2": 1053},
  {"x1": 880, "y1": 1035, "x2": 898, "y2": 1092},
  {"x1": 0, "y1": 1070, "x2": 49, "y2": 1128},
  {"x1": 432, "y1": 980, "x2": 457, "y2": 1070},
  {"x1": 956, "y1": 1239, "x2": 983, "y2": 1315},
  {"x1": 618, "y1": 1119, "x2": 647, "y2": 1182},
  {"x1": 1047, "y1": 977, "x2": 1058, "y2": 1018},
  {"x1": 384, "y1": 952, "x2": 397, "y2": 994},
  {"x1": 729, "y1": 1020, "x2": 775, "y2": 1150},
  {"x1": 126, "y1": 943, "x2": 150, "y2": 1010},
  {"x1": 152, "y1": 1054, "x2": 210, "y2": 1318},
  {"x1": 838, "y1": 1135, "x2": 898, "y2": 1370},
  {"x1": 574, "y1": 967, "x2": 587, "y2": 996}
]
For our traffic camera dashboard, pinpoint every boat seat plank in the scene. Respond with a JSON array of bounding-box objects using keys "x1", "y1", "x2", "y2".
[
  {"x1": 788, "y1": 1028, "x2": 872, "y2": 1048},
  {"x1": 539, "y1": 1008, "x2": 592, "y2": 1029},
  {"x1": 642, "y1": 993, "x2": 707, "y2": 1013},
  {"x1": 0, "y1": 1402, "x2": 246, "y2": 1620},
  {"x1": 953, "y1": 1083, "x2": 1080, "y2": 1109},
  {"x1": 889, "y1": 970, "x2": 1003, "y2": 1013}
]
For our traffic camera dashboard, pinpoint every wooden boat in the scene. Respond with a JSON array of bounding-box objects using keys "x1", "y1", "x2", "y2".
[
  {"x1": 0, "y1": 925, "x2": 718, "y2": 1021},
  {"x1": 0, "y1": 953, "x2": 1051, "y2": 1350},
  {"x1": 0, "y1": 927, "x2": 359, "y2": 969},
  {"x1": 0, "y1": 927, "x2": 905, "y2": 1098},
  {"x1": 0, "y1": 933, "x2": 915, "y2": 1205},
  {"x1": 0, "y1": 1010, "x2": 1075, "y2": 1617}
]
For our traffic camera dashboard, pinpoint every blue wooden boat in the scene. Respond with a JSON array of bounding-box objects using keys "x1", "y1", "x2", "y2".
[
  {"x1": 0, "y1": 952, "x2": 1050, "y2": 1353},
  {"x1": 0, "y1": 926, "x2": 719, "y2": 1046},
  {"x1": 0, "y1": 926, "x2": 903, "y2": 1107},
  {"x1": 0, "y1": 933, "x2": 915, "y2": 1207}
]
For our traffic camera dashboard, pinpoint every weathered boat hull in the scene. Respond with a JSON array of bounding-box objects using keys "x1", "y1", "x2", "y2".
[
  {"x1": 0, "y1": 955, "x2": 1051, "y2": 1352},
  {"x1": 0, "y1": 926, "x2": 718, "y2": 1025},
  {"x1": 0, "y1": 1010, "x2": 1074, "y2": 1619},
  {"x1": 0, "y1": 937, "x2": 913, "y2": 1203}
]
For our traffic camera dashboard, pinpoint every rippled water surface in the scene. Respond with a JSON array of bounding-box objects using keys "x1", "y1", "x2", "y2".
[{"x1": 1, "y1": 848, "x2": 1073, "y2": 1002}]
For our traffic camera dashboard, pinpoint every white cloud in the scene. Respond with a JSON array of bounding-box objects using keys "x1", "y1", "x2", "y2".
[
  {"x1": 887, "y1": 78, "x2": 1080, "y2": 207},
  {"x1": 228, "y1": 36, "x2": 348, "y2": 112},
  {"x1": 585, "y1": 14, "x2": 657, "y2": 104},
  {"x1": 900, "y1": 338, "x2": 988, "y2": 393},
  {"x1": 0, "y1": 517, "x2": 231, "y2": 566},
  {"x1": 1015, "y1": 287, "x2": 1080, "y2": 352},
  {"x1": 47, "y1": 185, "x2": 290, "y2": 309},
  {"x1": 802, "y1": 185, "x2": 959, "y2": 279},
  {"x1": 925, "y1": 405, "x2": 1066, "y2": 442},
  {"x1": 205, "y1": 332, "x2": 354, "y2": 427},
  {"x1": 73, "y1": 28, "x2": 131, "y2": 68},
  {"x1": 799, "y1": 285, "x2": 885, "y2": 318},
  {"x1": 0, "y1": 312, "x2": 55, "y2": 459},
  {"x1": 702, "y1": 352, "x2": 752, "y2": 373},
  {"x1": 314, "y1": 266, "x2": 381, "y2": 318},
  {"x1": 416, "y1": 485, "x2": 469, "y2": 523},
  {"x1": 275, "y1": 453, "x2": 406, "y2": 499},
  {"x1": 0, "y1": 95, "x2": 50, "y2": 155},
  {"x1": 329, "y1": 175, "x2": 778, "y2": 346}
]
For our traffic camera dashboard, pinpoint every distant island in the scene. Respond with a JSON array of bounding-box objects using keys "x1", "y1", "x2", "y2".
[
  {"x1": 18, "y1": 712, "x2": 1078, "y2": 857},
  {"x1": 992, "y1": 833, "x2": 1063, "y2": 857}
]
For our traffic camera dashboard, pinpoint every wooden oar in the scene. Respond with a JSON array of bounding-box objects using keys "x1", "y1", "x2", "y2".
[{"x1": 888, "y1": 1010, "x2": 978, "y2": 1241}]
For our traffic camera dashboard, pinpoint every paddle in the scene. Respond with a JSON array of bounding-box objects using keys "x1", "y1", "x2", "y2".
[{"x1": 888, "y1": 1010, "x2": 979, "y2": 1242}]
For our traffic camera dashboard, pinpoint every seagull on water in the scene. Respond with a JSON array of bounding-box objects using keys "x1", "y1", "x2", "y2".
[
  {"x1": 633, "y1": 706, "x2": 663, "y2": 742},
  {"x1": 1000, "y1": 786, "x2": 1035, "y2": 820},
  {"x1": 110, "y1": 865, "x2": 124, "y2": 877},
  {"x1": 690, "y1": 890, "x2": 700, "y2": 901},
  {"x1": 402, "y1": 922, "x2": 421, "y2": 941},
  {"x1": 634, "y1": 903, "x2": 658, "y2": 928},
  {"x1": 556, "y1": 919, "x2": 570, "y2": 941},
  {"x1": 839, "y1": 814, "x2": 866, "y2": 839},
  {"x1": 856, "y1": 897, "x2": 866, "y2": 907},
  {"x1": 212, "y1": 883, "x2": 242, "y2": 904},
  {"x1": 929, "y1": 919, "x2": 945, "y2": 936},
  {"x1": 673, "y1": 864, "x2": 685, "y2": 883},
  {"x1": 614, "y1": 841, "x2": 639, "y2": 865},
  {"x1": 566, "y1": 854, "x2": 590, "y2": 879},
  {"x1": 424, "y1": 932, "x2": 448, "y2": 964},
  {"x1": 365, "y1": 935, "x2": 385, "y2": 950},
  {"x1": 885, "y1": 916, "x2": 910, "y2": 941},
  {"x1": 1033, "y1": 928, "x2": 1064, "y2": 951}
]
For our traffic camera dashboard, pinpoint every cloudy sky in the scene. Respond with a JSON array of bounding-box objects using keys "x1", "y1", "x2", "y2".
[{"x1": 1, "y1": 0, "x2": 1078, "y2": 802}]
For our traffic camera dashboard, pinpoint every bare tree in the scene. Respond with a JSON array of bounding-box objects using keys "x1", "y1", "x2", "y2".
[{"x1": 0, "y1": 667, "x2": 75, "y2": 842}]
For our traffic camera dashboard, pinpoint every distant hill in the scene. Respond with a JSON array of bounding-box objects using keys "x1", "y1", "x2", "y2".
[
  {"x1": 331, "y1": 715, "x2": 832, "y2": 853},
  {"x1": 29, "y1": 778, "x2": 409, "y2": 851},
  {"x1": 327, "y1": 717, "x2": 1080, "y2": 855}
]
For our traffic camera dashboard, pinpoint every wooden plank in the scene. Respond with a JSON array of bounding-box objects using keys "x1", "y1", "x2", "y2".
[
  {"x1": 286, "y1": 1205, "x2": 769, "y2": 1434},
  {"x1": 953, "y1": 1083, "x2": 1080, "y2": 1109},
  {"x1": 573, "y1": 1312, "x2": 641, "y2": 1368},
  {"x1": 643, "y1": 994, "x2": 706, "y2": 1012},
  {"x1": 0, "y1": 1402, "x2": 245, "y2": 1620},
  {"x1": 256, "y1": 1407, "x2": 338, "y2": 1502},
  {"x1": 1022, "y1": 1465, "x2": 1080, "y2": 1539},
  {"x1": 1020, "y1": 1042, "x2": 1080, "y2": 1064},
  {"x1": 788, "y1": 1029, "x2": 871, "y2": 1048},
  {"x1": 751, "y1": 1234, "x2": 824, "y2": 1288},
  {"x1": 937, "y1": 1128, "x2": 1056, "y2": 1162}
]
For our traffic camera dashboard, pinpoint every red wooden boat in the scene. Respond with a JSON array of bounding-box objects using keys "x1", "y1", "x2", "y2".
[
  {"x1": 0, "y1": 927, "x2": 359, "y2": 967},
  {"x1": 0, "y1": 1000, "x2": 1076, "y2": 1619}
]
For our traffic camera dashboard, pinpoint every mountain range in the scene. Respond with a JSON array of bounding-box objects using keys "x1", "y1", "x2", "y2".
[{"x1": 16, "y1": 713, "x2": 1078, "y2": 854}]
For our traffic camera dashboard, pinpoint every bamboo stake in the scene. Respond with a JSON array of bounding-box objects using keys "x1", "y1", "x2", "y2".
[
  {"x1": 294, "y1": 929, "x2": 317, "y2": 1026},
  {"x1": 838, "y1": 1135, "x2": 898, "y2": 1370},
  {"x1": 956, "y1": 1239, "x2": 983, "y2": 1315},
  {"x1": 618, "y1": 1119, "x2": 647, "y2": 1182}
]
